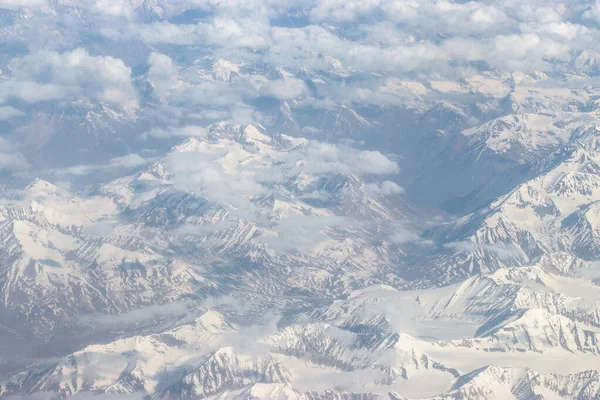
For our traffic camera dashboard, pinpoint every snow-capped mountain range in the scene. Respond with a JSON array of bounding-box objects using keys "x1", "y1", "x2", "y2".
[
  {"x1": 3, "y1": 0, "x2": 600, "y2": 399},
  {"x1": 3, "y1": 120, "x2": 600, "y2": 399}
]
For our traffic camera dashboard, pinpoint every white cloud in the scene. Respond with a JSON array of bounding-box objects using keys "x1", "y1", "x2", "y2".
[
  {"x1": 367, "y1": 180, "x2": 405, "y2": 196},
  {"x1": 166, "y1": 150, "x2": 266, "y2": 218},
  {"x1": 205, "y1": 17, "x2": 269, "y2": 50},
  {"x1": 263, "y1": 215, "x2": 349, "y2": 252},
  {"x1": 171, "y1": 221, "x2": 234, "y2": 237},
  {"x1": 492, "y1": 33, "x2": 569, "y2": 68},
  {"x1": 310, "y1": 0, "x2": 382, "y2": 22},
  {"x1": 0, "y1": 138, "x2": 28, "y2": 172},
  {"x1": 102, "y1": 21, "x2": 200, "y2": 45},
  {"x1": 353, "y1": 150, "x2": 400, "y2": 175},
  {"x1": 148, "y1": 125, "x2": 209, "y2": 139},
  {"x1": 0, "y1": 0, "x2": 46, "y2": 10},
  {"x1": 0, "y1": 152, "x2": 29, "y2": 172},
  {"x1": 387, "y1": 221, "x2": 423, "y2": 245},
  {"x1": 302, "y1": 142, "x2": 399, "y2": 176},
  {"x1": 148, "y1": 52, "x2": 179, "y2": 99},
  {"x1": 0, "y1": 106, "x2": 25, "y2": 120},
  {"x1": 0, "y1": 81, "x2": 64, "y2": 105},
  {"x1": 584, "y1": 2, "x2": 600, "y2": 24},
  {"x1": 79, "y1": 300, "x2": 194, "y2": 327},
  {"x1": 92, "y1": 0, "x2": 135, "y2": 18},
  {"x1": 538, "y1": 22, "x2": 588, "y2": 41},
  {"x1": 261, "y1": 78, "x2": 307, "y2": 100},
  {"x1": 109, "y1": 154, "x2": 147, "y2": 168},
  {"x1": 90, "y1": 0, "x2": 597, "y2": 79},
  {"x1": 81, "y1": 220, "x2": 117, "y2": 236},
  {"x1": 7, "y1": 48, "x2": 136, "y2": 107},
  {"x1": 56, "y1": 154, "x2": 149, "y2": 176}
]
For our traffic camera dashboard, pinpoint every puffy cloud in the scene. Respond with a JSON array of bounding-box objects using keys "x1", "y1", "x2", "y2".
[
  {"x1": 104, "y1": 17, "x2": 270, "y2": 50},
  {"x1": 490, "y1": 33, "x2": 570, "y2": 70},
  {"x1": 90, "y1": 0, "x2": 596, "y2": 78},
  {"x1": 0, "y1": 81, "x2": 64, "y2": 105},
  {"x1": 309, "y1": 0, "x2": 510, "y2": 36},
  {"x1": 260, "y1": 78, "x2": 307, "y2": 100},
  {"x1": 101, "y1": 22, "x2": 200, "y2": 45},
  {"x1": 6, "y1": 48, "x2": 136, "y2": 107},
  {"x1": 584, "y1": 2, "x2": 600, "y2": 24},
  {"x1": 388, "y1": 227, "x2": 420, "y2": 244},
  {"x1": 108, "y1": 154, "x2": 147, "y2": 168},
  {"x1": 92, "y1": 0, "x2": 135, "y2": 18},
  {"x1": 303, "y1": 142, "x2": 400, "y2": 176},
  {"x1": 203, "y1": 17, "x2": 270, "y2": 50},
  {"x1": 166, "y1": 150, "x2": 266, "y2": 217},
  {"x1": 156, "y1": 130, "x2": 400, "y2": 228},
  {"x1": 367, "y1": 180, "x2": 405, "y2": 196},
  {"x1": 147, "y1": 52, "x2": 179, "y2": 99},
  {"x1": 310, "y1": 0, "x2": 382, "y2": 22},
  {"x1": 0, "y1": 0, "x2": 46, "y2": 10},
  {"x1": 353, "y1": 150, "x2": 400, "y2": 175}
]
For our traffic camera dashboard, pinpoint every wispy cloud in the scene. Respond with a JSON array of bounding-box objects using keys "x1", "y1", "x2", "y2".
[
  {"x1": 55, "y1": 154, "x2": 149, "y2": 176},
  {"x1": 78, "y1": 300, "x2": 196, "y2": 327}
]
